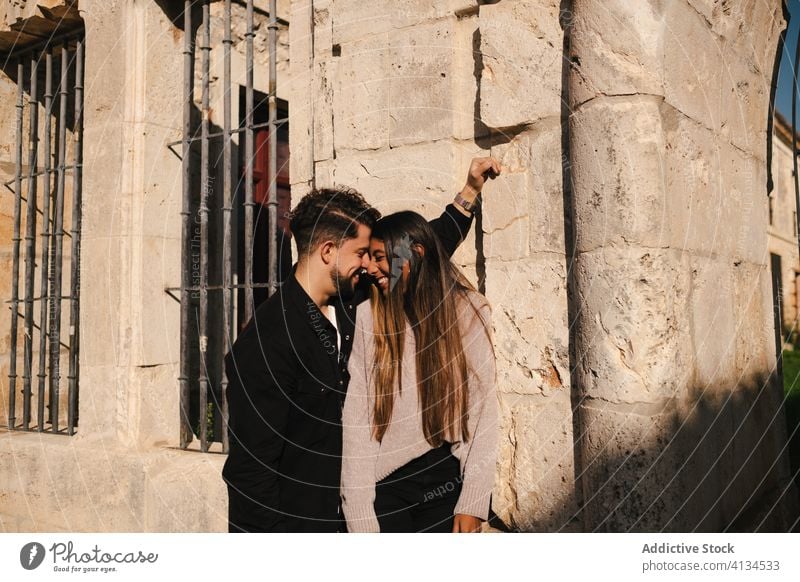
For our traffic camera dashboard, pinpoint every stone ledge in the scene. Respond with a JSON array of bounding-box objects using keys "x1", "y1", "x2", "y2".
[{"x1": 0, "y1": 430, "x2": 227, "y2": 532}]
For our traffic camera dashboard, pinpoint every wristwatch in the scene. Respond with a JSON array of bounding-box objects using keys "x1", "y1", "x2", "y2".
[{"x1": 454, "y1": 191, "x2": 479, "y2": 213}]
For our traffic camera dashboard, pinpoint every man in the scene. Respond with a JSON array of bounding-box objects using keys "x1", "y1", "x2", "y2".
[{"x1": 222, "y1": 157, "x2": 501, "y2": 532}]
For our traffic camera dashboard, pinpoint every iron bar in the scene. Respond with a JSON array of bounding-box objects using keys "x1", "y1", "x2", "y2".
[
  {"x1": 67, "y1": 37, "x2": 84, "y2": 435},
  {"x1": 49, "y1": 42, "x2": 70, "y2": 433},
  {"x1": 36, "y1": 48, "x2": 54, "y2": 432},
  {"x1": 221, "y1": 0, "x2": 233, "y2": 453},
  {"x1": 198, "y1": 0, "x2": 211, "y2": 452},
  {"x1": 267, "y1": 0, "x2": 278, "y2": 297},
  {"x1": 167, "y1": 282, "x2": 278, "y2": 293},
  {"x1": 9, "y1": 309, "x2": 70, "y2": 349},
  {"x1": 179, "y1": 0, "x2": 194, "y2": 448},
  {"x1": 243, "y1": 0, "x2": 255, "y2": 324},
  {"x1": 164, "y1": 118, "x2": 289, "y2": 148},
  {"x1": 8, "y1": 58, "x2": 25, "y2": 430},
  {"x1": 4, "y1": 166, "x2": 78, "y2": 188},
  {"x1": 22, "y1": 52, "x2": 40, "y2": 430}
]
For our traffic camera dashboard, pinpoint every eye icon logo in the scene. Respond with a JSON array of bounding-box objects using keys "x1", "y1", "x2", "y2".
[{"x1": 20, "y1": 542, "x2": 46, "y2": 570}]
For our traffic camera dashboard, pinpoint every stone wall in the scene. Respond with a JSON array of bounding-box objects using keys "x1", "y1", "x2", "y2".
[
  {"x1": 1, "y1": 0, "x2": 797, "y2": 532},
  {"x1": 290, "y1": 0, "x2": 577, "y2": 531},
  {"x1": 768, "y1": 127, "x2": 800, "y2": 331},
  {"x1": 0, "y1": 0, "x2": 289, "y2": 532},
  {"x1": 290, "y1": 0, "x2": 798, "y2": 531}
]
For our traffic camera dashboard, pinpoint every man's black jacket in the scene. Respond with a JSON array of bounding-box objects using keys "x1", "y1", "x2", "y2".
[{"x1": 222, "y1": 204, "x2": 473, "y2": 532}]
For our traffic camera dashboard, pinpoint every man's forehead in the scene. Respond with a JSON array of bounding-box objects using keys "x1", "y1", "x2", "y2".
[{"x1": 341, "y1": 223, "x2": 371, "y2": 247}]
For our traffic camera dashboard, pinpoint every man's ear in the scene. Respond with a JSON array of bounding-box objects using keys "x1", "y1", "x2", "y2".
[{"x1": 319, "y1": 240, "x2": 336, "y2": 265}]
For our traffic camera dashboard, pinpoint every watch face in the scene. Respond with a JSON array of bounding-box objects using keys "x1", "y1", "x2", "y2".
[{"x1": 456, "y1": 195, "x2": 474, "y2": 212}]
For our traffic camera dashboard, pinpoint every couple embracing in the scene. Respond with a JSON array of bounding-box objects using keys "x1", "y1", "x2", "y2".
[{"x1": 222, "y1": 157, "x2": 501, "y2": 533}]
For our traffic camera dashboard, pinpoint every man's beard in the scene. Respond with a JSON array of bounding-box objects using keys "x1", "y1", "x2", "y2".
[{"x1": 330, "y1": 267, "x2": 358, "y2": 301}]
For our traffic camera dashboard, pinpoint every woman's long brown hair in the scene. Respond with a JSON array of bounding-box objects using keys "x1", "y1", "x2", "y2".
[{"x1": 370, "y1": 211, "x2": 488, "y2": 446}]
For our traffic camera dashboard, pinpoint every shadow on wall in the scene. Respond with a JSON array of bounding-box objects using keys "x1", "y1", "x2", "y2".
[
  {"x1": 489, "y1": 369, "x2": 799, "y2": 532},
  {"x1": 470, "y1": 14, "x2": 530, "y2": 296}
]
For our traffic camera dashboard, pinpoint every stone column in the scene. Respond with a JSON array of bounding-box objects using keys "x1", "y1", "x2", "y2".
[{"x1": 569, "y1": 0, "x2": 797, "y2": 530}]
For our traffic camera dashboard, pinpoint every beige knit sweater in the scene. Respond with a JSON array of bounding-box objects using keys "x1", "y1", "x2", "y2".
[{"x1": 341, "y1": 291, "x2": 498, "y2": 533}]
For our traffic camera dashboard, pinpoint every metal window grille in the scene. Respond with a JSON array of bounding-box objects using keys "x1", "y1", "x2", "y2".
[
  {"x1": 4, "y1": 32, "x2": 85, "y2": 435},
  {"x1": 173, "y1": 0, "x2": 288, "y2": 452}
]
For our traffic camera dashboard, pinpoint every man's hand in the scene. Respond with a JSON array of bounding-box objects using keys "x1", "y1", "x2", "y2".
[{"x1": 452, "y1": 513, "x2": 483, "y2": 533}]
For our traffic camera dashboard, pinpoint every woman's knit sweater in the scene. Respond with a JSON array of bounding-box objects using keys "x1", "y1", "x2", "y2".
[{"x1": 341, "y1": 291, "x2": 498, "y2": 533}]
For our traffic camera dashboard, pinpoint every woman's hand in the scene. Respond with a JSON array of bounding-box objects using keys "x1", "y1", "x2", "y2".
[
  {"x1": 461, "y1": 156, "x2": 501, "y2": 200},
  {"x1": 452, "y1": 513, "x2": 483, "y2": 533}
]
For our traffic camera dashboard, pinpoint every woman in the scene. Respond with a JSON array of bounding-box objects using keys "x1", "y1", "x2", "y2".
[{"x1": 341, "y1": 211, "x2": 497, "y2": 533}]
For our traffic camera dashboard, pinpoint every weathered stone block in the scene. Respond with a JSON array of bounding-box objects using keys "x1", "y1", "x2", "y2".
[
  {"x1": 313, "y1": 59, "x2": 336, "y2": 162},
  {"x1": 688, "y1": 254, "x2": 736, "y2": 391},
  {"x1": 144, "y1": 451, "x2": 227, "y2": 531},
  {"x1": 733, "y1": 261, "x2": 773, "y2": 381},
  {"x1": 569, "y1": 0, "x2": 663, "y2": 108},
  {"x1": 717, "y1": 59, "x2": 771, "y2": 160},
  {"x1": 135, "y1": 235, "x2": 181, "y2": 367},
  {"x1": 688, "y1": 0, "x2": 785, "y2": 83},
  {"x1": 570, "y1": 96, "x2": 668, "y2": 252},
  {"x1": 135, "y1": 3, "x2": 183, "y2": 131},
  {"x1": 489, "y1": 122, "x2": 566, "y2": 254},
  {"x1": 494, "y1": 391, "x2": 577, "y2": 531},
  {"x1": 479, "y1": 0, "x2": 562, "y2": 128},
  {"x1": 0, "y1": 434, "x2": 147, "y2": 531},
  {"x1": 724, "y1": 147, "x2": 768, "y2": 265},
  {"x1": 661, "y1": 0, "x2": 774, "y2": 153},
  {"x1": 663, "y1": 1, "x2": 724, "y2": 131},
  {"x1": 79, "y1": 237, "x2": 126, "y2": 368},
  {"x1": 484, "y1": 259, "x2": 569, "y2": 397},
  {"x1": 332, "y1": 34, "x2": 390, "y2": 151},
  {"x1": 662, "y1": 104, "x2": 767, "y2": 260},
  {"x1": 573, "y1": 246, "x2": 692, "y2": 404},
  {"x1": 133, "y1": 361, "x2": 180, "y2": 447},
  {"x1": 332, "y1": 142, "x2": 457, "y2": 209},
  {"x1": 726, "y1": 378, "x2": 789, "y2": 529},
  {"x1": 70, "y1": 364, "x2": 119, "y2": 437},
  {"x1": 331, "y1": 0, "x2": 396, "y2": 46},
  {"x1": 662, "y1": 106, "x2": 729, "y2": 255},
  {"x1": 288, "y1": 0, "x2": 314, "y2": 185},
  {"x1": 331, "y1": 0, "x2": 466, "y2": 46},
  {"x1": 578, "y1": 401, "x2": 692, "y2": 531},
  {"x1": 81, "y1": 126, "x2": 126, "y2": 239},
  {"x1": 388, "y1": 20, "x2": 454, "y2": 147},
  {"x1": 452, "y1": 13, "x2": 480, "y2": 141},
  {"x1": 481, "y1": 169, "x2": 530, "y2": 261}
]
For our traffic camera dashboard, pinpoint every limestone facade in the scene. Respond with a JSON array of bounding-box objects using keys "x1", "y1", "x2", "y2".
[
  {"x1": 0, "y1": 0, "x2": 290, "y2": 532},
  {"x1": 0, "y1": 0, "x2": 797, "y2": 532},
  {"x1": 290, "y1": 0, "x2": 798, "y2": 531},
  {"x1": 769, "y1": 112, "x2": 800, "y2": 340}
]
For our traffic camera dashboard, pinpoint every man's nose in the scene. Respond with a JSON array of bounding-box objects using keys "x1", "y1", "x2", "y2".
[{"x1": 361, "y1": 253, "x2": 372, "y2": 270}]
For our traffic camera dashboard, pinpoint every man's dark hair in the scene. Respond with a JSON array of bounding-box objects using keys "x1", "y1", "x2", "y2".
[{"x1": 289, "y1": 186, "x2": 381, "y2": 259}]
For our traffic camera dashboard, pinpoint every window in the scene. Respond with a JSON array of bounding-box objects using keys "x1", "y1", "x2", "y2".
[
  {"x1": 173, "y1": 0, "x2": 288, "y2": 452},
  {"x1": 3, "y1": 33, "x2": 85, "y2": 434}
]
